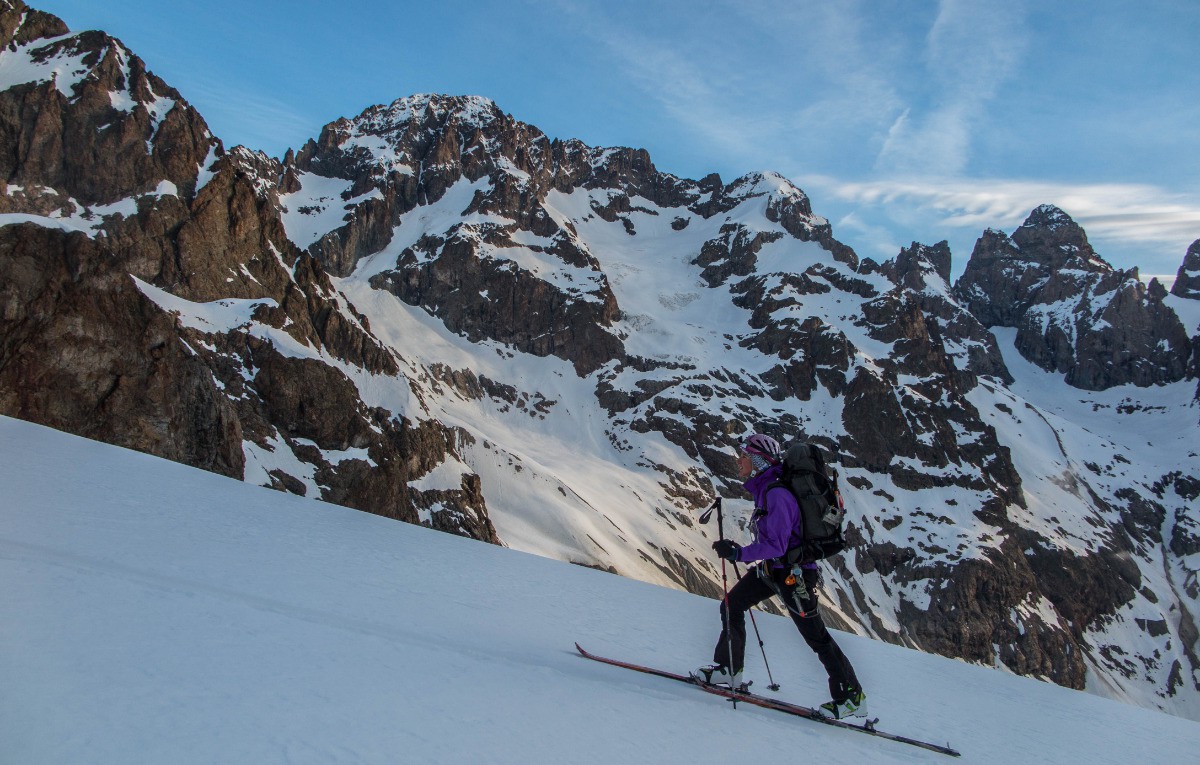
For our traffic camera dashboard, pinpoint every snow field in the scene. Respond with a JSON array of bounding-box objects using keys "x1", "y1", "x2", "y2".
[{"x1": 3, "y1": 415, "x2": 1199, "y2": 764}]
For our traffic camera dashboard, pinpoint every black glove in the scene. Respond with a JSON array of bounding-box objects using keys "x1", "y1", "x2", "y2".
[{"x1": 712, "y1": 539, "x2": 741, "y2": 562}]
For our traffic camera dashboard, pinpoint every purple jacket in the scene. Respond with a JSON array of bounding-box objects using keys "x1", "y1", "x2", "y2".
[{"x1": 739, "y1": 464, "x2": 815, "y2": 569}]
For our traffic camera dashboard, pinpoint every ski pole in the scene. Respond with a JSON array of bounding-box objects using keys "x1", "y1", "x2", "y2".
[
  {"x1": 701, "y1": 497, "x2": 780, "y2": 693},
  {"x1": 713, "y1": 498, "x2": 738, "y2": 707},
  {"x1": 701, "y1": 498, "x2": 740, "y2": 705}
]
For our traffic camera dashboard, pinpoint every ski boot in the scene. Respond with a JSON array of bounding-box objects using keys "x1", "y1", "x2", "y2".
[
  {"x1": 817, "y1": 687, "x2": 868, "y2": 719},
  {"x1": 690, "y1": 664, "x2": 749, "y2": 692}
]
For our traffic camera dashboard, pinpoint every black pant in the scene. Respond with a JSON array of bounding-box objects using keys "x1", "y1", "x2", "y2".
[{"x1": 714, "y1": 564, "x2": 862, "y2": 703}]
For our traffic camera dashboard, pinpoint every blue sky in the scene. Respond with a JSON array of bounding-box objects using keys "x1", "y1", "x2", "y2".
[{"x1": 35, "y1": 0, "x2": 1200, "y2": 280}]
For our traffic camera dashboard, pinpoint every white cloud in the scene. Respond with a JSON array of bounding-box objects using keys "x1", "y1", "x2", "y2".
[
  {"x1": 860, "y1": 178, "x2": 1198, "y2": 246},
  {"x1": 877, "y1": 105, "x2": 974, "y2": 177},
  {"x1": 803, "y1": 174, "x2": 1200, "y2": 271}
]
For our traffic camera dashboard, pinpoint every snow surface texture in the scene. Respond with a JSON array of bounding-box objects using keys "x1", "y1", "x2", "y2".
[{"x1": 2, "y1": 415, "x2": 1197, "y2": 764}]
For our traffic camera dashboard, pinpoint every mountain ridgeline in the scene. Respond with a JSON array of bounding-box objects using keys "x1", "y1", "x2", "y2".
[{"x1": 1, "y1": 1, "x2": 1197, "y2": 719}]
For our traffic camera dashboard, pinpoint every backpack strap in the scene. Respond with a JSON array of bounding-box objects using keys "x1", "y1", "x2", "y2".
[{"x1": 765, "y1": 480, "x2": 807, "y2": 567}]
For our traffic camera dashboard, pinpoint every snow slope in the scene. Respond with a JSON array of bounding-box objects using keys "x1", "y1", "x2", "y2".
[{"x1": 2, "y1": 415, "x2": 1196, "y2": 764}]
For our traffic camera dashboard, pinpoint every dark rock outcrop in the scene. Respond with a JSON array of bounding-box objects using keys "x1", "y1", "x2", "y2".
[
  {"x1": 0, "y1": 222, "x2": 245, "y2": 476},
  {"x1": 955, "y1": 205, "x2": 1193, "y2": 390},
  {"x1": 1173, "y1": 240, "x2": 1200, "y2": 299},
  {"x1": 0, "y1": 3, "x2": 216, "y2": 206}
]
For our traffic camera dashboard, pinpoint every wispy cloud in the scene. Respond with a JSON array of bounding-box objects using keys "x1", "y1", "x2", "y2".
[
  {"x1": 536, "y1": 1, "x2": 1194, "y2": 274},
  {"x1": 550, "y1": 10, "x2": 779, "y2": 171},
  {"x1": 835, "y1": 177, "x2": 1199, "y2": 243},
  {"x1": 875, "y1": 0, "x2": 1030, "y2": 176},
  {"x1": 547, "y1": 0, "x2": 907, "y2": 175},
  {"x1": 803, "y1": 174, "x2": 1200, "y2": 268},
  {"x1": 591, "y1": 33, "x2": 757, "y2": 156},
  {"x1": 180, "y1": 78, "x2": 322, "y2": 158}
]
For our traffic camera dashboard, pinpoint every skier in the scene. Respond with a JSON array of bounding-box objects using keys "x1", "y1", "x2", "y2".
[{"x1": 692, "y1": 433, "x2": 867, "y2": 720}]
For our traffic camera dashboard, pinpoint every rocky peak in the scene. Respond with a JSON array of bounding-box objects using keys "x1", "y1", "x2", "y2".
[
  {"x1": 0, "y1": 0, "x2": 219, "y2": 207},
  {"x1": 867, "y1": 241, "x2": 1013, "y2": 397},
  {"x1": 696, "y1": 171, "x2": 806, "y2": 221},
  {"x1": 1022, "y1": 205, "x2": 1080, "y2": 235},
  {"x1": 0, "y1": 0, "x2": 68, "y2": 44},
  {"x1": 887, "y1": 240, "x2": 953, "y2": 289},
  {"x1": 378, "y1": 93, "x2": 505, "y2": 128},
  {"x1": 725, "y1": 171, "x2": 806, "y2": 203},
  {"x1": 282, "y1": 96, "x2": 866, "y2": 379},
  {"x1": 692, "y1": 171, "x2": 857, "y2": 270},
  {"x1": 332, "y1": 93, "x2": 516, "y2": 163},
  {"x1": 1172, "y1": 239, "x2": 1200, "y2": 299},
  {"x1": 955, "y1": 205, "x2": 1110, "y2": 328},
  {"x1": 955, "y1": 206, "x2": 1194, "y2": 390},
  {"x1": 295, "y1": 93, "x2": 543, "y2": 191},
  {"x1": 1010, "y1": 204, "x2": 1106, "y2": 273},
  {"x1": 953, "y1": 228, "x2": 1030, "y2": 328}
]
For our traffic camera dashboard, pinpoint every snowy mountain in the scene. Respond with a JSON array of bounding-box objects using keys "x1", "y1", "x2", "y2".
[
  {"x1": 0, "y1": 0, "x2": 1198, "y2": 723},
  {"x1": 4, "y1": 414, "x2": 1199, "y2": 764}
]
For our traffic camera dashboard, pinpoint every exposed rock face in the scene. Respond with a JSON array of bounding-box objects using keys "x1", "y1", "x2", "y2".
[
  {"x1": 883, "y1": 241, "x2": 1012, "y2": 387},
  {"x1": 0, "y1": 1, "x2": 498, "y2": 545},
  {"x1": 955, "y1": 205, "x2": 1193, "y2": 390},
  {"x1": 288, "y1": 96, "x2": 631, "y2": 375},
  {"x1": 0, "y1": 6, "x2": 214, "y2": 207},
  {"x1": 1173, "y1": 240, "x2": 1200, "y2": 299},
  {"x1": 3, "y1": 1, "x2": 1198, "y2": 722},
  {"x1": 0, "y1": 222, "x2": 245, "y2": 476},
  {"x1": 0, "y1": 0, "x2": 239, "y2": 475}
]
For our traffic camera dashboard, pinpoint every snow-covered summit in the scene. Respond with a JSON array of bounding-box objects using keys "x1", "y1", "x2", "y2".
[
  {"x1": 1023, "y1": 203, "x2": 1075, "y2": 230},
  {"x1": 343, "y1": 94, "x2": 510, "y2": 144},
  {"x1": 726, "y1": 170, "x2": 808, "y2": 201}
]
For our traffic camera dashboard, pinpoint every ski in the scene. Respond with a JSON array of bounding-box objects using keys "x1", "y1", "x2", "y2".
[{"x1": 575, "y1": 643, "x2": 961, "y2": 758}]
